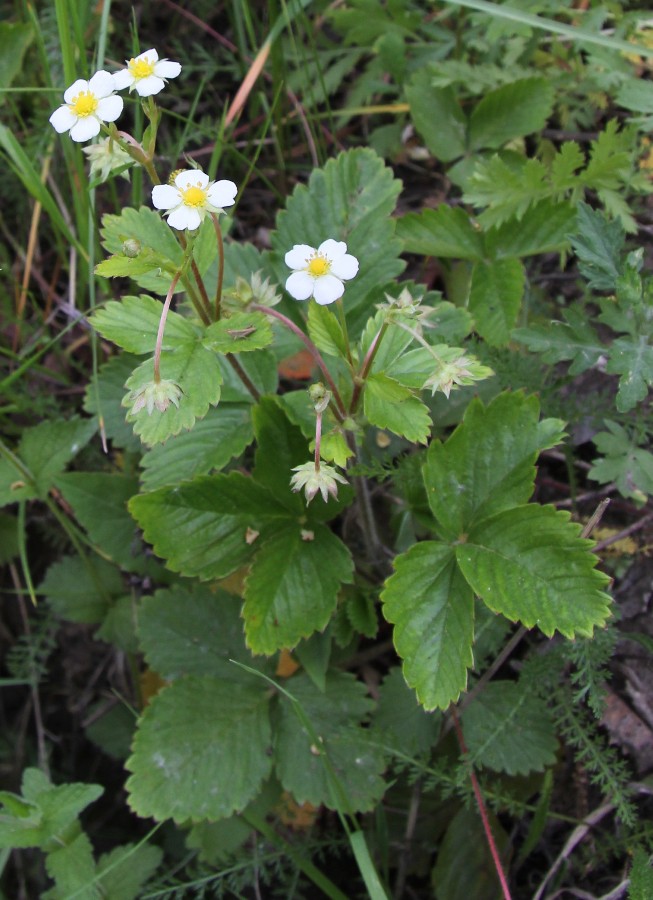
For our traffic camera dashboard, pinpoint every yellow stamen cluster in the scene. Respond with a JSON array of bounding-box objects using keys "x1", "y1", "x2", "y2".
[
  {"x1": 181, "y1": 184, "x2": 208, "y2": 207},
  {"x1": 307, "y1": 256, "x2": 330, "y2": 277},
  {"x1": 129, "y1": 56, "x2": 155, "y2": 79},
  {"x1": 70, "y1": 91, "x2": 98, "y2": 117}
]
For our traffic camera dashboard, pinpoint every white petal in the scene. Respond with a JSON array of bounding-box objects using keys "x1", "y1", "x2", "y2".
[
  {"x1": 318, "y1": 239, "x2": 346, "y2": 260},
  {"x1": 175, "y1": 169, "x2": 209, "y2": 190},
  {"x1": 49, "y1": 105, "x2": 77, "y2": 133},
  {"x1": 285, "y1": 244, "x2": 316, "y2": 270},
  {"x1": 88, "y1": 70, "x2": 116, "y2": 98},
  {"x1": 285, "y1": 271, "x2": 315, "y2": 300},
  {"x1": 206, "y1": 180, "x2": 237, "y2": 208},
  {"x1": 313, "y1": 274, "x2": 344, "y2": 305},
  {"x1": 112, "y1": 69, "x2": 133, "y2": 90},
  {"x1": 96, "y1": 94, "x2": 123, "y2": 122},
  {"x1": 69, "y1": 117, "x2": 101, "y2": 142},
  {"x1": 137, "y1": 48, "x2": 159, "y2": 62},
  {"x1": 154, "y1": 60, "x2": 181, "y2": 79},
  {"x1": 168, "y1": 206, "x2": 201, "y2": 230},
  {"x1": 330, "y1": 253, "x2": 359, "y2": 280},
  {"x1": 63, "y1": 79, "x2": 89, "y2": 104},
  {"x1": 133, "y1": 75, "x2": 165, "y2": 96},
  {"x1": 152, "y1": 185, "x2": 181, "y2": 210}
]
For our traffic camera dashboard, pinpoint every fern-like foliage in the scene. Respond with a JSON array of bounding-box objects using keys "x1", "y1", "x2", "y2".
[
  {"x1": 464, "y1": 121, "x2": 649, "y2": 230},
  {"x1": 6, "y1": 608, "x2": 57, "y2": 686},
  {"x1": 565, "y1": 626, "x2": 617, "y2": 718}
]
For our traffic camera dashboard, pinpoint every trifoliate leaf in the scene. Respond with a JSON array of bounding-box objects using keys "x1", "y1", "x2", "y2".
[
  {"x1": 363, "y1": 373, "x2": 431, "y2": 443},
  {"x1": 90, "y1": 294, "x2": 197, "y2": 355},
  {"x1": 203, "y1": 311, "x2": 273, "y2": 353},
  {"x1": 469, "y1": 257, "x2": 524, "y2": 346},
  {"x1": 0, "y1": 417, "x2": 96, "y2": 506},
  {"x1": 243, "y1": 521, "x2": 353, "y2": 654},
  {"x1": 126, "y1": 677, "x2": 272, "y2": 822},
  {"x1": 140, "y1": 404, "x2": 253, "y2": 489},
  {"x1": 381, "y1": 542, "x2": 474, "y2": 710},
  {"x1": 129, "y1": 473, "x2": 284, "y2": 581},
  {"x1": 424, "y1": 392, "x2": 565, "y2": 539},
  {"x1": 462, "y1": 681, "x2": 557, "y2": 775},
  {"x1": 137, "y1": 586, "x2": 266, "y2": 680},
  {"x1": 457, "y1": 505, "x2": 612, "y2": 638},
  {"x1": 468, "y1": 78, "x2": 554, "y2": 151},
  {"x1": 275, "y1": 673, "x2": 386, "y2": 812}
]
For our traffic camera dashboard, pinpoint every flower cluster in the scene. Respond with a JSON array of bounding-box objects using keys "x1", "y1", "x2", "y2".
[{"x1": 49, "y1": 48, "x2": 181, "y2": 143}]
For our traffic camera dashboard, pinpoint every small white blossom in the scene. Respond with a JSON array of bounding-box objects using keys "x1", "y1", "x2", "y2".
[
  {"x1": 113, "y1": 48, "x2": 181, "y2": 97},
  {"x1": 285, "y1": 239, "x2": 359, "y2": 305},
  {"x1": 152, "y1": 170, "x2": 237, "y2": 231},
  {"x1": 49, "y1": 71, "x2": 123, "y2": 142},
  {"x1": 290, "y1": 461, "x2": 348, "y2": 504},
  {"x1": 83, "y1": 137, "x2": 133, "y2": 181}
]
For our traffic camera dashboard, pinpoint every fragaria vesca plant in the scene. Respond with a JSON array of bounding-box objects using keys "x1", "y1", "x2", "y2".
[{"x1": 15, "y1": 36, "x2": 618, "y2": 897}]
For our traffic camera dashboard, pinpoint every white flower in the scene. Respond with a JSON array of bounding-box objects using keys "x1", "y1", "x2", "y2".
[
  {"x1": 112, "y1": 48, "x2": 181, "y2": 97},
  {"x1": 49, "y1": 71, "x2": 123, "y2": 142},
  {"x1": 284, "y1": 239, "x2": 359, "y2": 305},
  {"x1": 152, "y1": 170, "x2": 238, "y2": 231}
]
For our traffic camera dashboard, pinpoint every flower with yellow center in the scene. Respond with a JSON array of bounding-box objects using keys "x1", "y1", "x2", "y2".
[
  {"x1": 152, "y1": 169, "x2": 238, "y2": 231},
  {"x1": 49, "y1": 71, "x2": 123, "y2": 143},
  {"x1": 284, "y1": 240, "x2": 359, "y2": 305},
  {"x1": 113, "y1": 48, "x2": 181, "y2": 97}
]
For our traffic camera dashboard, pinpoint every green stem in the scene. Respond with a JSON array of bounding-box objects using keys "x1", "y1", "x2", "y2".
[
  {"x1": 211, "y1": 213, "x2": 225, "y2": 320},
  {"x1": 154, "y1": 271, "x2": 182, "y2": 383},
  {"x1": 251, "y1": 304, "x2": 347, "y2": 419}
]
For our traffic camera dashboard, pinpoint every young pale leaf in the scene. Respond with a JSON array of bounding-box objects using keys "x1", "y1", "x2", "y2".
[
  {"x1": 381, "y1": 542, "x2": 474, "y2": 711},
  {"x1": 469, "y1": 258, "x2": 524, "y2": 346},
  {"x1": 273, "y1": 148, "x2": 404, "y2": 325},
  {"x1": 462, "y1": 681, "x2": 557, "y2": 775},
  {"x1": 606, "y1": 336, "x2": 653, "y2": 412},
  {"x1": 468, "y1": 78, "x2": 554, "y2": 151},
  {"x1": 424, "y1": 392, "x2": 565, "y2": 539},
  {"x1": 0, "y1": 768, "x2": 103, "y2": 849},
  {"x1": 513, "y1": 307, "x2": 603, "y2": 376},
  {"x1": 126, "y1": 677, "x2": 272, "y2": 823},
  {"x1": 457, "y1": 505, "x2": 612, "y2": 638},
  {"x1": 363, "y1": 373, "x2": 431, "y2": 444},
  {"x1": 124, "y1": 345, "x2": 223, "y2": 446},
  {"x1": 138, "y1": 586, "x2": 266, "y2": 680},
  {"x1": 405, "y1": 71, "x2": 467, "y2": 162},
  {"x1": 395, "y1": 206, "x2": 485, "y2": 260},
  {"x1": 91, "y1": 295, "x2": 196, "y2": 355},
  {"x1": 100, "y1": 206, "x2": 184, "y2": 294},
  {"x1": 54, "y1": 473, "x2": 139, "y2": 569},
  {"x1": 570, "y1": 202, "x2": 625, "y2": 290},
  {"x1": 129, "y1": 473, "x2": 284, "y2": 581},
  {"x1": 140, "y1": 404, "x2": 253, "y2": 490},
  {"x1": 203, "y1": 312, "x2": 273, "y2": 353},
  {"x1": 274, "y1": 673, "x2": 386, "y2": 812},
  {"x1": 95, "y1": 247, "x2": 176, "y2": 280},
  {"x1": 307, "y1": 302, "x2": 349, "y2": 358},
  {"x1": 244, "y1": 521, "x2": 353, "y2": 654},
  {"x1": 0, "y1": 417, "x2": 96, "y2": 506}
]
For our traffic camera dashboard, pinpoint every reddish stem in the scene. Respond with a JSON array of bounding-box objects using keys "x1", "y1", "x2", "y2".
[
  {"x1": 211, "y1": 213, "x2": 225, "y2": 321},
  {"x1": 251, "y1": 304, "x2": 346, "y2": 419},
  {"x1": 451, "y1": 707, "x2": 512, "y2": 900},
  {"x1": 350, "y1": 322, "x2": 387, "y2": 414},
  {"x1": 154, "y1": 271, "x2": 182, "y2": 383}
]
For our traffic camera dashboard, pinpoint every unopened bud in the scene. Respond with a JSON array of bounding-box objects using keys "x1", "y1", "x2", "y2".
[{"x1": 122, "y1": 239, "x2": 141, "y2": 258}]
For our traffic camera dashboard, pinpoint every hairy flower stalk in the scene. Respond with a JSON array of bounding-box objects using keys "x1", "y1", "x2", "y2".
[
  {"x1": 211, "y1": 213, "x2": 225, "y2": 320},
  {"x1": 154, "y1": 271, "x2": 182, "y2": 383}
]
